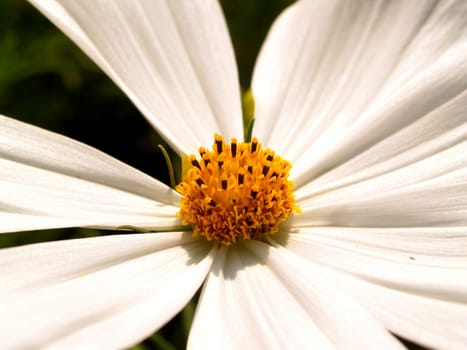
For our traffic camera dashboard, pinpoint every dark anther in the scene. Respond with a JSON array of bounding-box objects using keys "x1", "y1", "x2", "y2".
[
  {"x1": 221, "y1": 179, "x2": 228, "y2": 190},
  {"x1": 231, "y1": 142, "x2": 237, "y2": 157},
  {"x1": 262, "y1": 166, "x2": 270, "y2": 176},
  {"x1": 251, "y1": 141, "x2": 258, "y2": 153},
  {"x1": 251, "y1": 190, "x2": 258, "y2": 199},
  {"x1": 204, "y1": 158, "x2": 211, "y2": 166},
  {"x1": 216, "y1": 139, "x2": 223, "y2": 154},
  {"x1": 247, "y1": 166, "x2": 253, "y2": 174},
  {"x1": 195, "y1": 178, "x2": 204, "y2": 186},
  {"x1": 191, "y1": 159, "x2": 201, "y2": 169},
  {"x1": 271, "y1": 172, "x2": 279, "y2": 178},
  {"x1": 218, "y1": 161, "x2": 224, "y2": 170},
  {"x1": 208, "y1": 199, "x2": 217, "y2": 207},
  {"x1": 266, "y1": 154, "x2": 274, "y2": 161},
  {"x1": 238, "y1": 173, "x2": 244, "y2": 185}
]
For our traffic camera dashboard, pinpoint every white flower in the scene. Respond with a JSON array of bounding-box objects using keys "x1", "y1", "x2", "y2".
[{"x1": 1, "y1": 0, "x2": 467, "y2": 349}]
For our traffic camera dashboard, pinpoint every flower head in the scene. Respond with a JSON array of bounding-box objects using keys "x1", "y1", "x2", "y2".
[
  {"x1": 1, "y1": 0, "x2": 467, "y2": 349},
  {"x1": 177, "y1": 134, "x2": 298, "y2": 245}
]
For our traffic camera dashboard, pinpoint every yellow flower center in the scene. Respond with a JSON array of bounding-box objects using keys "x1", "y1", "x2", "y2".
[{"x1": 176, "y1": 134, "x2": 299, "y2": 245}]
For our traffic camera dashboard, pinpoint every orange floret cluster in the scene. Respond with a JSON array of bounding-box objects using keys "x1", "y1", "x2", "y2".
[{"x1": 176, "y1": 134, "x2": 298, "y2": 245}]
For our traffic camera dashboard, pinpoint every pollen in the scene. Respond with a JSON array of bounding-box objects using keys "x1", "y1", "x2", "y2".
[{"x1": 176, "y1": 134, "x2": 299, "y2": 246}]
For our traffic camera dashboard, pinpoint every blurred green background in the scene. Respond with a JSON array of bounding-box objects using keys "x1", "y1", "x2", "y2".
[{"x1": 0, "y1": 1, "x2": 426, "y2": 349}]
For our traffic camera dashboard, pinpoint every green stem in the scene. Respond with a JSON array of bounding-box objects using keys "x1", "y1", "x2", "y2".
[
  {"x1": 117, "y1": 225, "x2": 192, "y2": 233},
  {"x1": 244, "y1": 118, "x2": 255, "y2": 143},
  {"x1": 158, "y1": 144, "x2": 177, "y2": 188},
  {"x1": 181, "y1": 301, "x2": 195, "y2": 337},
  {"x1": 149, "y1": 334, "x2": 177, "y2": 350}
]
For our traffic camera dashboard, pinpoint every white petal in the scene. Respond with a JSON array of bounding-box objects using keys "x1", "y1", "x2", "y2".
[
  {"x1": 294, "y1": 139, "x2": 467, "y2": 227},
  {"x1": 252, "y1": 0, "x2": 467, "y2": 186},
  {"x1": 188, "y1": 245, "x2": 335, "y2": 350},
  {"x1": 295, "y1": 90, "x2": 467, "y2": 197},
  {"x1": 278, "y1": 228, "x2": 467, "y2": 303},
  {"x1": 0, "y1": 116, "x2": 180, "y2": 233},
  {"x1": 280, "y1": 226, "x2": 467, "y2": 258},
  {"x1": 277, "y1": 228, "x2": 467, "y2": 348},
  {"x1": 0, "y1": 231, "x2": 192, "y2": 293},
  {"x1": 0, "y1": 232, "x2": 214, "y2": 349},
  {"x1": 1, "y1": 115, "x2": 178, "y2": 204},
  {"x1": 28, "y1": 0, "x2": 242, "y2": 153},
  {"x1": 244, "y1": 239, "x2": 404, "y2": 350},
  {"x1": 318, "y1": 263, "x2": 467, "y2": 350}
]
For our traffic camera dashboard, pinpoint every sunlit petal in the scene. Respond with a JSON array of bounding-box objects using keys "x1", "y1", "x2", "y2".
[
  {"x1": 245, "y1": 239, "x2": 405, "y2": 349},
  {"x1": 322, "y1": 263, "x2": 467, "y2": 350},
  {"x1": 0, "y1": 115, "x2": 179, "y2": 233},
  {"x1": 277, "y1": 228, "x2": 467, "y2": 349},
  {"x1": 277, "y1": 228, "x2": 467, "y2": 302},
  {"x1": 295, "y1": 90, "x2": 467, "y2": 196},
  {"x1": 252, "y1": 0, "x2": 467, "y2": 187},
  {"x1": 293, "y1": 142, "x2": 467, "y2": 227},
  {"x1": 188, "y1": 245, "x2": 335, "y2": 350},
  {"x1": 0, "y1": 232, "x2": 214, "y2": 349},
  {"x1": 28, "y1": 0, "x2": 243, "y2": 153}
]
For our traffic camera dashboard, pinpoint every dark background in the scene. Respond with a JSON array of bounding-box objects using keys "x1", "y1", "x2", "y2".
[{"x1": 0, "y1": 1, "x2": 426, "y2": 349}]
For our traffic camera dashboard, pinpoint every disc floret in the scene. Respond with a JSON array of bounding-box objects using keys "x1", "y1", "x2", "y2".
[{"x1": 176, "y1": 134, "x2": 298, "y2": 245}]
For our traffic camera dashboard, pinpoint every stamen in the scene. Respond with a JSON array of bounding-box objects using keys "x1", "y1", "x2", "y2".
[
  {"x1": 238, "y1": 172, "x2": 244, "y2": 185},
  {"x1": 251, "y1": 138, "x2": 258, "y2": 153},
  {"x1": 199, "y1": 147, "x2": 206, "y2": 157},
  {"x1": 176, "y1": 135, "x2": 298, "y2": 245},
  {"x1": 250, "y1": 189, "x2": 258, "y2": 199},
  {"x1": 191, "y1": 159, "x2": 201, "y2": 169},
  {"x1": 231, "y1": 138, "x2": 237, "y2": 157},
  {"x1": 215, "y1": 134, "x2": 223, "y2": 154},
  {"x1": 221, "y1": 179, "x2": 228, "y2": 190}
]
